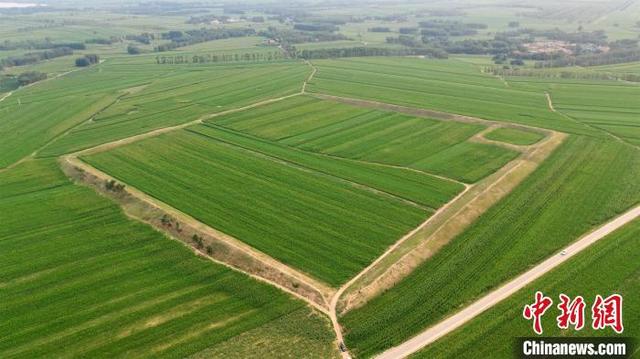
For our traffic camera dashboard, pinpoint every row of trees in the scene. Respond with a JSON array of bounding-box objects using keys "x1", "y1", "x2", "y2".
[
  {"x1": 419, "y1": 20, "x2": 488, "y2": 38},
  {"x1": 155, "y1": 28, "x2": 256, "y2": 52},
  {"x1": 259, "y1": 27, "x2": 348, "y2": 46},
  {"x1": 154, "y1": 51, "x2": 287, "y2": 64},
  {"x1": 534, "y1": 48, "x2": 640, "y2": 68},
  {"x1": 0, "y1": 39, "x2": 85, "y2": 51},
  {"x1": 16, "y1": 71, "x2": 47, "y2": 86},
  {"x1": 485, "y1": 66, "x2": 640, "y2": 82},
  {"x1": 0, "y1": 47, "x2": 74, "y2": 70},
  {"x1": 75, "y1": 54, "x2": 99, "y2": 67},
  {"x1": 293, "y1": 23, "x2": 339, "y2": 32},
  {"x1": 295, "y1": 46, "x2": 448, "y2": 59}
]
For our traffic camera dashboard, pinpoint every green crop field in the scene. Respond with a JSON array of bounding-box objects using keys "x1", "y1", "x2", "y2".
[
  {"x1": 414, "y1": 218, "x2": 640, "y2": 358},
  {"x1": 83, "y1": 129, "x2": 428, "y2": 285},
  {"x1": 593, "y1": 61, "x2": 640, "y2": 75},
  {"x1": 0, "y1": 159, "x2": 336, "y2": 358},
  {"x1": 484, "y1": 127, "x2": 545, "y2": 146},
  {"x1": 546, "y1": 81, "x2": 640, "y2": 147},
  {"x1": 0, "y1": 57, "x2": 309, "y2": 169},
  {"x1": 210, "y1": 95, "x2": 518, "y2": 183},
  {"x1": 503, "y1": 77, "x2": 640, "y2": 146},
  {"x1": 0, "y1": 62, "x2": 171, "y2": 168},
  {"x1": 3, "y1": 1, "x2": 640, "y2": 357},
  {"x1": 37, "y1": 61, "x2": 309, "y2": 157},
  {"x1": 306, "y1": 57, "x2": 600, "y2": 135},
  {"x1": 340, "y1": 136, "x2": 640, "y2": 357},
  {"x1": 188, "y1": 124, "x2": 464, "y2": 209}
]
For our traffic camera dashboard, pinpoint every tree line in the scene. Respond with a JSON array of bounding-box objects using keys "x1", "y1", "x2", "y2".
[
  {"x1": 485, "y1": 66, "x2": 640, "y2": 82},
  {"x1": 0, "y1": 47, "x2": 74, "y2": 70},
  {"x1": 295, "y1": 46, "x2": 448, "y2": 59},
  {"x1": 75, "y1": 54, "x2": 99, "y2": 67},
  {"x1": 154, "y1": 51, "x2": 287, "y2": 64},
  {"x1": 0, "y1": 39, "x2": 85, "y2": 51},
  {"x1": 155, "y1": 28, "x2": 256, "y2": 52}
]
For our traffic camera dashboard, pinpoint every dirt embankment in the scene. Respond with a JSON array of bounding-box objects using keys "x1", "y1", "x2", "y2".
[
  {"x1": 60, "y1": 155, "x2": 335, "y2": 313},
  {"x1": 335, "y1": 130, "x2": 566, "y2": 314}
]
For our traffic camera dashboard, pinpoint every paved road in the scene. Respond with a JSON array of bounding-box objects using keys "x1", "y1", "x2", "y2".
[{"x1": 376, "y1": 205, "x2": 640, "y2": 359}]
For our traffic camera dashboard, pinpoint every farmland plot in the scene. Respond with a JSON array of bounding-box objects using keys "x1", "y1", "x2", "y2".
[
  {"x1": 188, "y1": 124, "x2": 464, "y2": 209},
  {"x1": 210, "y1": 95, "x2": 518, "y2": 182},
  {"x1": 415, "y1": 218, "x2": 640, "y2": 359},
  {"x1": 83, "y1": 130, "x2": 428, "y2": 285},
  {"x1": 0, "y1": 160, "x2": 336, "y2": 358},
  {"x1": 38, "y1": 61, "x2": 309, "y2": 156},
  {"x1": 306, "y1": 57, "x2": 594, "y2": 135},
  {"x1": 545, "y1": 81, "x2": 640, "y2": 146},
  {"x1": 340, "y1": 136, "x2": 640, "y2": 357},
  {"x1": 484, "y1": 127, "x2": 545, "y2": 146},
  {"x1": 0, "y1": 64, "x2": 171, "y2": 168}
]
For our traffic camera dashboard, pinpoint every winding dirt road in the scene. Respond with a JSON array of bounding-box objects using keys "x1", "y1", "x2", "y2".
[{"x1": 375, "y1": 205, "x2": 640, "y2": 359}]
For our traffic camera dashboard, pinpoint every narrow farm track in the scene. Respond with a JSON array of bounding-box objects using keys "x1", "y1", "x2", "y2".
[
  {"x1": 0, "y1": 90, "x2": 13, "y2": 102},
  {"x1": 545, "y1": 91, "x2": 640, "y2": 150},
  {"x1": 470, "y1": 125, "x2": 532, "y2": 152},
  {"x1": 375, "y1": 205, "x2": 640, "y2": 359},
  {"x1": 328, "y1": 182, "x2": 473, "y2": 355}
]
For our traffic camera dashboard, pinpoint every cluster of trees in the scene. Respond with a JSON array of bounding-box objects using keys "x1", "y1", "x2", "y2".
[
  {"x1": 85, "y1": 37, "x2": 118, "y2": 45},
  {"x1": 386, "y1": 35, "x2": 422, "y2": 48},
  {"x1": 125, "y1": 33, "x2": 154, "y2": 45},
  {"x1": 190, "y1": 233, "x2": 214, "y2": 254},
  {"x1": 368, "y1": 27, "x2": 391, "y2": 33},
  {"x1": 16, "y1": 71, "x2": 47, "y2": 86},
  {"x1": 75, "y1": 54, "x2": 99, "y2": 67},
  {"x1": 259, "y1": 27, "x2": 348, "y2": 53},
  {"x1": 191, "y1": 234, "x2": 205, "y2": 249},
  {"x1": 399, "y1": 27, "x2": 418, "y2": 34},
  {"x1": 0, "y1": 47, "x2": 74, "y2": 70},
  {"x1": 293, "y1": 23, "x2": 339, "y2": 32},
  {"x1": 419, "y1": 20, "x2": 488, "y2": 38},
  {"x1": 155, "y1": 28, "x2": 256, "y2": 52},
  {"x1": 535, "y1": 48, "x2": 640, "y2": 68},
  {"x1": 187, "y1": 15, "x2": 230, "y2": 24},
  {"x1": 104, "y1": 179, "x2": 125, "y2": 192},
  {"x1": 0, "y1": 39, "x2": 85, "y2": 51},
  {"x1": 296, "y1": 46, "x2": 448, "y2": 59},
  {"x1": 486, "y1": 66, "x2": 640, "y2": 82},
  {"x1": 154, "y1": 51, "x2": 286, "y2": 64},
  {"x1": 372, "y1": 14, "x2": 408, "y2": 22},
  {"x1": 127, "y1": 45, "x2": 142, "y2": 55}
]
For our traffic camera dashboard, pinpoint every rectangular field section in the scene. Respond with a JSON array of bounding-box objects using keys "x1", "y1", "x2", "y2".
[
  {"x1": 84, "y1": 130, "x2": 429, "y2": 286},
  {"x1": 0, "y1": 160, "x2": 335, "y2": 358},
  {"x1": 210, "y1": 95, "x2": 518, "y2": 183}
]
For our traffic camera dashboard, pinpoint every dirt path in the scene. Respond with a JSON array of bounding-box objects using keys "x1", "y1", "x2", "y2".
[
  {"x1": 302, "y1": 60, "x2": 317, "y2": 94},
  {"x1": 0, "y1": 91, "x2": 13, "y2": 103},
  {"x1": 334, "y1": 130, "x2": 565, "y2": 316},
  {"x1": 545, "y1": 91, "x2": 640, "y2": 150},
  {"x1": 376, "y1": 205, "x2": 640, "y2": 359},
  {"x1": 310, "y1": 93, "x2": 553, "y2": 136},
  {"x1": 469, "y1": 125, "x2": 533, "y2": 152},
  {"x1": 327, "y1": 183, "x2": 472, "y2": 357},
  {"x1": 545, "y1": 92, "x2": 555, "y2": 112}
]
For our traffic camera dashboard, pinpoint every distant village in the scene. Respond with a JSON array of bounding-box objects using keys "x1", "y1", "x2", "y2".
[{"x1": 519, "y1": 40, "x2": 610, "y2": 56}]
